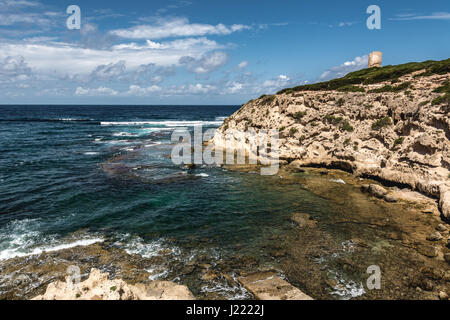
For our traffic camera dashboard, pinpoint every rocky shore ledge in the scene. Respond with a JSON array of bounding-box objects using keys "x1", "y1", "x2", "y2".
[
  {"x1": 32, "y1": 268, "x2": 195, "y2": 300},
  {"x1": 212, "y1": 59, "x2": 450, "y2": 221},
  {"x1": 31, "y1": 267, "x2": 312, "y2": 300}
]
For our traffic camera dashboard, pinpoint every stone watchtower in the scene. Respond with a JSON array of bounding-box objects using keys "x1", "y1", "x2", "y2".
[{"x1": 368, "y1": 51, "x2": 383, "y2": 68}]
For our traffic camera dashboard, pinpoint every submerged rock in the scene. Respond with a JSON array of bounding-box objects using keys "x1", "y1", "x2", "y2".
[
  {"x1": 290, "y1": 212, "x2": 317, "y2": 228},
  {"x1": 426, "y1": 232, "x2": 443, "y2": 242},
  {"x1": 417, "y1": 244, "x2": 439, "y2": 258}
]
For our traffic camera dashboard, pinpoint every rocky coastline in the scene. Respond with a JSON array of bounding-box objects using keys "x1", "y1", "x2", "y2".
[{"x1": 212, "y1": 60, "x2": 450, "y2": 221}]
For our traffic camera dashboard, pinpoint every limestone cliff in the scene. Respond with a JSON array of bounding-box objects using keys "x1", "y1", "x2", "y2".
[{"x1": 213, "y1": 59, "x2": 450, "y2": 219}]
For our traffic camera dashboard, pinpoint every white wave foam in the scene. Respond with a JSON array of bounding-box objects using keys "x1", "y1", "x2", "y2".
[
  {"x1": 112, "y1": 132, "x2": 138, "y2": 137},
  {"x1": 146, "y1": 268, "x2": 169, "y2": 281},
  {"x1": 215, "y1": 116, "x2": 227, "y2": 121},
  {"x1": 0, "y1": 219, "x2": 104, "y2": 261},
  {"x1": 0, "y1": 238, "x2": 104, "y2": 261},
  {"x1": 196, "y1": 173, "x2": 209, "y2": 177},
  {"x1": 83, "y1": 152, "x2": 99, "y2": 155},
  {"x1": 101, "y1": 120, "x2": 222, "y2": 127},
  {"x1": 116, "y1": 234, "x2": 181, "y2": 258}
]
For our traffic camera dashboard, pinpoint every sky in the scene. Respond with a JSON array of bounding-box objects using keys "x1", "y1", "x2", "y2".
[{"x1": 0, "y1": 0, "x2": 449, "y2": 105}]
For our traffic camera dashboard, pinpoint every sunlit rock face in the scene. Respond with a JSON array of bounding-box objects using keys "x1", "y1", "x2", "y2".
[{"x1": 369, "y1": 51, "x2": 383, "y2": 68}]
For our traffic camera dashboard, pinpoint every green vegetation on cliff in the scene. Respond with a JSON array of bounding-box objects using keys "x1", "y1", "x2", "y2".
[{"x1": 277, "y1": 58, "x2": 450, "y2": 94}]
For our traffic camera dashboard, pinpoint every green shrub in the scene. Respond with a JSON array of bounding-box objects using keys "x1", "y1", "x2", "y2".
[
  {"x1": 341, "y1": 120, "x2": 354, "y2": 132},
  {"x1": 110, "y1": 286, "x2": 117, "y2": 292},
  {"x1": 324, "y1": 114, "x2": 343, "y2": 124},
  {"x1": 292, "y1": 111, "x2": 307, "y2": 120},
  {"x1": 337, "y1": 98, "x2": 345, "y2": 106},
  {"x1": 431, "y1": 81, "x2": 450, "y2": 105},
  {"x1": 431, "y1": 94, "x2": 450, "y2": 105},
  {"x1": 289, "y1": 127, "x2": 298, "y2": 135},
  {"x1": 260, "y1": 95, "x2": 275, "y2": 105},
  {"x1": 393, "y1": 137, "x2": 404, "y2": 147},
  {"x1": 344, "y1": 138, "x2": 351, "y2": 146},
  {"x1": 368, "y1": 81, "x2": 411, "y2": 93},
  {"x1": 372, "y1": 117, "x2": 392, "y2": 130}
]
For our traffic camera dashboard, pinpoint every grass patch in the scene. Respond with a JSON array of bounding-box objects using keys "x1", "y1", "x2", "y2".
[
  {"x1": 372, "y1": 117, "x2": 392, "y2": 130},
  {"x1": 337, "y1": 85, "x2": 365, "y2": 93},
  {"x1": 277, "y1": 58, "x2": 450, "y2": 94}
]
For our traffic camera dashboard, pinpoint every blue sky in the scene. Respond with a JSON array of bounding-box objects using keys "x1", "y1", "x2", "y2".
[{"x1": 0, "y1": 0, "x2": 449, "y2": 104}]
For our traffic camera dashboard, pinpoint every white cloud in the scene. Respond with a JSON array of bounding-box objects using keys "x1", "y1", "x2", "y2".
[
  {"x1": 75, "y1": 86, "x2": 118, "y2": 96},
  {"x1": 110, "y1": 17, "x2": 250, "y2": 39},
  {"x1": 0, "y1": 0, "x2": 39, "y2": 8},
  {"x1": 0, "y1": 37, "x2": 223, "y2": 77},
  {"x1": 238, "y1": 61, "x2": 248, "y2": 69},
  {"x1": 180, "y1": 51, "x2": 228, "y2": 74},
  {"x1": 0, "y1": 55, "x2": 32, "y2": 82},
  {"x1": 126, "y1": 84, "x2": 162, "y2": 96},
  {"x1": 319, "y1": 55, "x2": 368, "y2": 81},
  {"x1": 0, "y1": 13, "x2": 52, "y2": 26},
  {"x1": 391, "y1": 12, "x2": 450, "y2": 20},
  {"x1": 262, "y1": 74, "x2": 291, "y2": 88}
]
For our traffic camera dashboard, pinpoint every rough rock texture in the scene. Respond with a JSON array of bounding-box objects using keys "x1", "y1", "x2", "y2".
[
  {"x1": 213, "y1": 71, "x2": 450, "y2": 220},
  {"x1": 32, "y1": 268, "x2": 195, "y2": 300},
  {"x1": 238, "y1": 272, "x2": 313, "y2": 300}
]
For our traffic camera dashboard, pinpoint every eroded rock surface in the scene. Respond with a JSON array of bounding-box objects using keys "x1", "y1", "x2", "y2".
[{"x1": 32, "y1": 268, "x2": 195, "y2": 300}]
